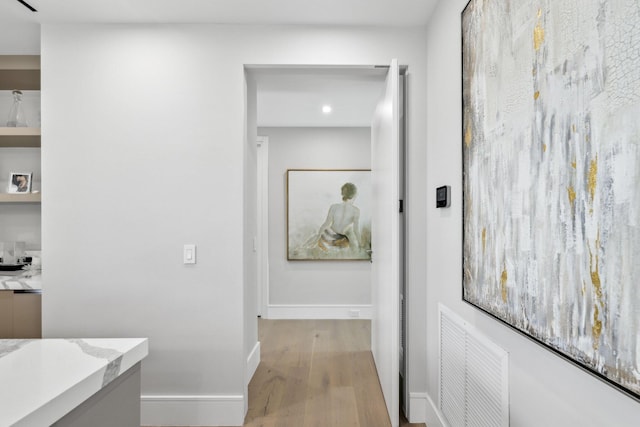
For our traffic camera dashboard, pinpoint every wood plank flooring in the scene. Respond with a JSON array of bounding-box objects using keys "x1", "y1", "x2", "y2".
[
  {"x1": 147, "y1": 319, "x2": 425, "y2": 427},
  {"x1": 245, "y1": 319, "x2": 425, "y2": 427}
]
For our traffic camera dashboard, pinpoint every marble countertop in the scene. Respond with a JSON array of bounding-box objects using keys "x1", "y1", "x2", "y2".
[
  {"x1": 0, "y1": 338, "x2": 148, "y2": 426},
  {"x1": 0, "y1": 270, "x2": 41, "y2": 291}
]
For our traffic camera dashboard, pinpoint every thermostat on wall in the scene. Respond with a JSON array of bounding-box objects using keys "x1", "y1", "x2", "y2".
[{"x1": 436, "y1": 186, "x2": 451, "y2": 208}]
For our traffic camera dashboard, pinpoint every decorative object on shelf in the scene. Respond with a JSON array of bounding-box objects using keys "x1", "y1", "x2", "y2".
[
  {"x1": 21, "y1": 258, "x2": 42, "y2": 275},
  {"x1": 287, "y1": 169, "x2": 371, "y2": 261},
  {"x1": 7, "y1": 172, "x2": 32, "y2": 193},
  {"x1": 6, "y1": 90, "x2": 28, "y2": 127},
  {"x1": 462, "y1": 0, "x2": 640, "y2": 400},
  {"x1": 0, "y1": 241, "x2": 26, "y2": 266}
]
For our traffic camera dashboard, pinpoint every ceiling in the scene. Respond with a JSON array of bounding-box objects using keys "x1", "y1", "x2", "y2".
[
  {"x1": 2, "y1": 0, "x2": 438, "y2": 127},
  {"x1": 1, "y1": 0, "x2": 438, "y2": 26},
  {"x1": 253, "y1": 67, "x2": 387, "y2": 127}
]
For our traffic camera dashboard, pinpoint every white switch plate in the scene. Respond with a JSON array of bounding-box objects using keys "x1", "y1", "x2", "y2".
[{"x1": 183, "y1": 244, "x2": 196, "y2": 264}]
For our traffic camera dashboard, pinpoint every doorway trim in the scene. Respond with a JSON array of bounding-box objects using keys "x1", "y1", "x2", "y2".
[
  {"x1": 248, "y1": 64, "x2": 408, "y2": 427},
  {"x1": 257, "y1": 135, "x2": 269, "y2": 318}
]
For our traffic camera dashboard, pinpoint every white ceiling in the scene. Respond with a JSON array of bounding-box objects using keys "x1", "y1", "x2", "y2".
[
  {"x1": 253, "y1": 67, "x2": 387, "y2": 127},
  {"x1": 1, "y1": 0, "x2": 438, "y2": 26},
  {"x1": 2, "y1": 0, "x2": 438, "y2": 127}
]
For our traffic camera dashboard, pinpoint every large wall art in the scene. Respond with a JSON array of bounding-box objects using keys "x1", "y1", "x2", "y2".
[
  {"x1": 287, "y1": 169, "x2": 371, "y2": 261},
  {"x1": 462, "y1": 0, "x2": 640, "y2": 399}
]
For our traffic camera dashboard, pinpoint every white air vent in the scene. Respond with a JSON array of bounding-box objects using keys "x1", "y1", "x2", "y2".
[{"x1": 439, "y1": 304, "x2": 509, "y2": 427}]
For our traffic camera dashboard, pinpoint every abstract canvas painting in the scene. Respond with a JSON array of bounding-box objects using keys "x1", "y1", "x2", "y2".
[
  {"x1": 287, "y1": 169, "x2": 371, "y2": 261},
  {"x1": 462, "y1": 0, "x2": 640, "y2": 399}
]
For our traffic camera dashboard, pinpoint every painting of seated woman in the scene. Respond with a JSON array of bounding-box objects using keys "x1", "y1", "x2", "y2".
[{"x1": 287, "y1": 170, "x2": 371, "y2": 261}]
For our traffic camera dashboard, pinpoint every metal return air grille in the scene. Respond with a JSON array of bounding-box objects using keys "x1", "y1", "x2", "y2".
[{"x1": 439, "y1": 305, "x2": 509, "y2": 427}]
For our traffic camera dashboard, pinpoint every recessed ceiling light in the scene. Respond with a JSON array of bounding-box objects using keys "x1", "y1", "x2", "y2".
[{"x1": 322, "y1": 105, "x2": 332, "y2": 114}]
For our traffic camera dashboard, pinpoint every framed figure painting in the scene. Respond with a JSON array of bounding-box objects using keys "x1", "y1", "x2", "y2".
[
  {"x1": 8, "y1": 172, "x2": 32, "y2": 193},
  {"x1": 287, "y1": 169, "x2": 371, "y2": 261},
  {"x1": 462, "y1": 0, "x2": 640, "y2": 400}
]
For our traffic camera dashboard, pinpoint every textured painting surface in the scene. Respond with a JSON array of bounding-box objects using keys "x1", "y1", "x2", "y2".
[
  {"x1": 462, "y1": 0, "x2": 640, "y2": 398},
  {"x1": 288, "y1": 170, "x2": 371, "y2": 261}
]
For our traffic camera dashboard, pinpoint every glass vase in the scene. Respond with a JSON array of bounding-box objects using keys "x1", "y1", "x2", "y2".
[{"x1": 7, "y1": 90, "x2": 28, "y2": 127}]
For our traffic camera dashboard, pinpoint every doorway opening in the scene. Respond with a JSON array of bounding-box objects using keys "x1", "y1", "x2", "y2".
[{"x1": 245, "y1": 64, "x2": 407, "y2": 426}]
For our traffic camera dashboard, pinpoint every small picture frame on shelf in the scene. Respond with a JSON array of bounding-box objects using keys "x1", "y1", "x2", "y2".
[{"x1": 8, "y1": 172, "x2": 32, "y2": 193}]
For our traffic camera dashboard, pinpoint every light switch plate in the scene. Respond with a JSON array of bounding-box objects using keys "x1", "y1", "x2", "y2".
[{"x1": 183, "y1": 244, "x2": 196, "y2": 264}]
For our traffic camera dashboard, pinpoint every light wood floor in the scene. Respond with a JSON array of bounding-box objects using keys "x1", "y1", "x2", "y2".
[
  {"x1": 244, "y1": 319, "x2": 425, "y2": 427},
  {"x1": 148, "y1": 319, "x2": 425, "y2": 427}
]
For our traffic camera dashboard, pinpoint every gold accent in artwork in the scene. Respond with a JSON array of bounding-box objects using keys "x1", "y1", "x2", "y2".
[
  {"x1": 592, "y1": 304, "x2": 602, "y2": 350},
  {"x1": 591, "y1": 265, "x2": 603, "y2": 301},
  {"x1": 591, "y1": 229, "x2": 604, "y2": 350},
  {"x1": 533, "y1": 10, "x2": 545, "y2": 51},
  {"x1": 589, "y1": 231, "x2": 604, "y2": 307},
  {"x1": 534, "y1": 91, "x2": 540, "y2": 100},
  {"x1": 465, "y1": 124, "x2": 473, "y2": 147},
  {"x1": 588, "y1": 156, "x2": 598, "y2": 201},
  {"x1": 482, "y1": 228, "x2": 487, "y2": 253},
  {"x1": 567, "y1": 186, "x2": 576, "y2": 206},
  {"x1": 500, "y1": 265, "x2": 508, "y2": 303},
  {"x1": 534, "y1": 26, "x2": 545, "y2": 50},
  {"x1": 543, "y1": 144, "x2": 547, "y2": 152},
  {"x1": 571, "y1": 161, "x2": 577, "y2": 169}
]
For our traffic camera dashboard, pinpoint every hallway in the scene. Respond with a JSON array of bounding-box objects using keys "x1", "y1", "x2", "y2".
[{"x1": 244, "y1": 319, "x2": 424, "y2": 427}]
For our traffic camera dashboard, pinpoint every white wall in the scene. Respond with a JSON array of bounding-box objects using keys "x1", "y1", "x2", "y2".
[
  {"x1": 424, "y1": 1, "x2": 640, "y2": 426},
  {"x1": 40, "y1": 24, "x2": 429, "y2": 425},
  {"x1": 259, "y1": 127, "x2": 372, "y2": 318},
  {"x1": 0, "y1": 23, "x2": 39, "y2": 54}
]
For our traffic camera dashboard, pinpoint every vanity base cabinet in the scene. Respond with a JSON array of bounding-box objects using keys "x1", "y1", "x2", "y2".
[
  {"x1": 0, "y1": 290, "x2": 42, "y2": 338},
  {"x1": 0, "y1": 292, "x2": 13, "y2": 337},
  {"x1": 13, "y1": 292, "x2": 42, "y2": 338}
]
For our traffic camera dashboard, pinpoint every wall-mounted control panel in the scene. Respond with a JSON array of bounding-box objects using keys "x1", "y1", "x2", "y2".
[{"x1": 436, "y1": 186, "x2": 451, "y2": 208}]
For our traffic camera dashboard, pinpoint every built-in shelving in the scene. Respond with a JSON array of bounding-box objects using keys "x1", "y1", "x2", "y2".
[
  {"x1": 0, "y1": 55, "x2": 41, "y2": 206},
  {"x1": 0, "y1": 127, "x2": 41, "y2": 203},
  {"x1": 0, "y1": 55, "x2": 41, "y2": 145}
]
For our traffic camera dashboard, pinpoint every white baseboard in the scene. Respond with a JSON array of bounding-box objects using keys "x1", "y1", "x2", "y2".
[
  {"x1": 141, "y1": 394, "x2": 244, "y2": 426},
  {"x1": 266, "y1": 304, "x2": 372, "y2": 319},
  {"x1": 408, "y1": 392, "x2": 428, "y2": 423},
  {"x1": 422, "y1": 391, "x2": 448, "y2": 427},
  {"x1": 246, "y1": 341, "x2": 261, "y2": 386}
]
